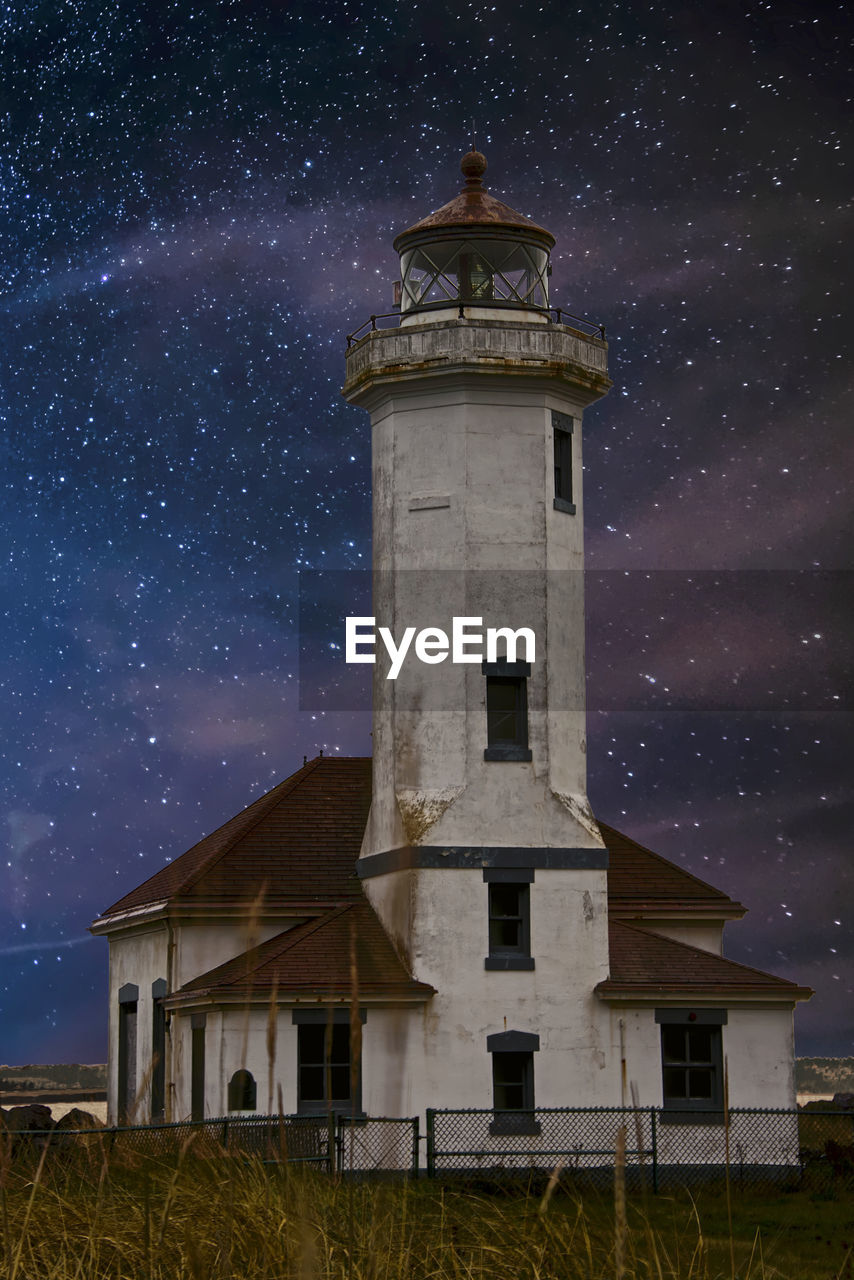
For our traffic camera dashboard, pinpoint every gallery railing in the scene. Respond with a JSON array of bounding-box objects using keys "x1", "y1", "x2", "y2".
[{"x1": 345, "y1": 306, "x2": 606, "y2": 347}]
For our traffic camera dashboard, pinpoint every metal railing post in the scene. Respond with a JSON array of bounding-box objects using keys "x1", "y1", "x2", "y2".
[
  {"x1": 650, "y1": 1108, "x2": 658, "y2": 1194},
  {"x1": 412, "y1": 1116, "x2": 419, "y2": 1178}
]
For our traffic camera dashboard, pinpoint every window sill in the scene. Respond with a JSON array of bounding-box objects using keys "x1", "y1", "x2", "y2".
[
  {"x1": 553, "y1": 497, "x2": 576, "y2": 515},
  {"x1": 295, "y1": 1106, "x2": 364, "y2": 1120},
  {"x1": 659, "y1": 1108, "x2": 725, "y2": 1126},
  {"x1": 484, "y1": 746, "x2": 532, "y2": 762},
  {"x1": 484, "y1": 956, "x2": 535, "y2": 971},
  {"x1": 489, "y1": 1114, "x2": 541, "y2": 1136}
]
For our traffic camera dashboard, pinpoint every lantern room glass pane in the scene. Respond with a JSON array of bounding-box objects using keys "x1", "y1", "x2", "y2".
[{"x1": 400, "y1": 238, "x2": 549, "y2": 313}]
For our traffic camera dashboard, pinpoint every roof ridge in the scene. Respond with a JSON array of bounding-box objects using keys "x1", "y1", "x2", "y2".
[
  {"x1": 599, "y1": 820, "x2": 740, "y2": 904},
  {"x1": 176, "y1": 757, "x2": 326, "y2": 898},
  {"x1": 611, "y1": 919, "x2": 807, "y2": 990}
]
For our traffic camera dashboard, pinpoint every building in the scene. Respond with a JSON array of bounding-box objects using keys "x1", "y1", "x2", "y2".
[{"x1": 91, "y1": 150, "x2": 810, "y2": 1139}]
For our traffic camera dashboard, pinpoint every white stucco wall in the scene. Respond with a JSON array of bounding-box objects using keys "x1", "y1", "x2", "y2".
[
  {"x1": 362, "y1": 865, "x2": 618, "y2": 1118},
  {"x1": 105, "y1": 916, "x2": 292, "y2": 1122},
  {"x1": 609, "y1": 1003, "x2": 796, "y2": 1113},
  {"x1": 173, "y1": 920, "x2": 288, "y2": 989},
  {"x1": 349, "y1": 325, "x2": 608, "y2": 864},
  {"x1": 105, "y1": 924, "x2": 168, "y2": 1124}
]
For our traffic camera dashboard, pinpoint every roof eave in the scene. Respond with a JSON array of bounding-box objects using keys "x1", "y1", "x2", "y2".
[
  {"x1": 609, "y1": 903, "x2": 747, "y2": 920},
  {"x1": 594, "y1": 982, "x2": 813, "y2": 1005},
  {"x1": 89, "y1": 901, "x2": 169, "y2": 934},
  {"x1": 393, "y1": 221, "x2": 555, "y2": 254},
  {"x1": 163, "y1": 988, "x2": 435, "y2": 1012}
]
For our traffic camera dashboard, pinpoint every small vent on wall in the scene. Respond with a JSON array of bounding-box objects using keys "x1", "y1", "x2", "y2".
[{"x1": 408, "y1": 494, "x2": 451, "y2": 511}]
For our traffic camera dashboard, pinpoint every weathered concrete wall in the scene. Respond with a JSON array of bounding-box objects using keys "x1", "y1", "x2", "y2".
[
  {"x1": 346, "y1": 310, "x2": 616, "y2": 1112},
  {"x1": 608, "y1": 1004, "x2": 797, "y2": 1111},
  {"x1": 364, "y1": 866, "x2": 616, "y2": 1114},
  {"x1": 105, "y1": 925, "x2": 168, "y2": 1124},
  {"x1": 356, "y1": 375, "x2": 605, "y2": 856},
  {"x1": 173, "y1": 920, "x2": 287, "y2": 989},
  {"x1": 344, "y1": 318, "x2": 610, "y2": 401},
  {"x1": 105, "y1": 917, "x2": 291, "y2": 1122}
]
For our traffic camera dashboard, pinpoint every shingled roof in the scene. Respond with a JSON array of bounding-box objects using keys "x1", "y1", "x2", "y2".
[
  {"x1": 168, "y1": 900, "x2": 434, "y2": 1005},
  {"x1": 95, "y1": 756, "x2": 809, "y2": 1009},
  {"x1": 97, "y1": 757, "x2": 748, "y2": 924},
  {"x1": 600, "y1": 821, "x2": 746, "y2": 918},
  {"x1": 97, "y1": 757, "x2": 371, "y2": 918},
  {"x1": 596, "y1": 920, "x2": 812, "y2": 1002}
]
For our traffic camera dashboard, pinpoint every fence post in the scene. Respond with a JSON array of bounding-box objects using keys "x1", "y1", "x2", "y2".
[
  {"x1": 327, "y1": 1112, "x2": 336, "y2": 1176},
  {"x1": 650, "y1": 1108, "x2": 658, "y2": 1194},
  {"x1": 222, "y1": 1118, "x2": 229, "y2": 1150},
  {"x1": 426, "y1": 1109, "x2": 435, "y2": 1178},
  {"x1": 412, "y1": 1116, "x2": 419, "y2": 1178}
]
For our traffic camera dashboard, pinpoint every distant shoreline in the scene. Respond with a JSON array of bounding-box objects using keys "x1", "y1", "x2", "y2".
[{"x1": 1, "y1": 1090, "x2": 107, "y2": 1106}]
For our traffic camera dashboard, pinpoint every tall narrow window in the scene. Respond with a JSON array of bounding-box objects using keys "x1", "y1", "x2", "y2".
[
  {"x1": 656, "y1": 1009, "x2": 725, "y2": 1122},
  {"x1": 191, "y1": 1013, "x2": 206, "y2": 1122},
  {"x1": 151, "y1": 978, "x2": 166, "y2": 1123},
  {"x1": 487, "y1": 1030, "x2": 540, "y2": 1135},
  {"x1": 117, "y1": 983, "x2": 138, "y2": 1125},
  {"x1": 484, "y1": 869, "x2": 534, "y2": 970},
  {"x1": 552, "y1": 410, "x2": 576, "y2": 514},
  {"x1": 483, "y1": 660, "x2": 532, "y2": 761}
]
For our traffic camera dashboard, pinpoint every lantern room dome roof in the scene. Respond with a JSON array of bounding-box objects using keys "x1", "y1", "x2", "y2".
[{"x1": 393, "y1": 150, "x2": 555, "y2": 252}]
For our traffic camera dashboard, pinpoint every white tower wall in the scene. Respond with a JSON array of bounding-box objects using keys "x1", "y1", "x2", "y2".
[{"x1": 344, "y1": 307, "x2": 614, "y2": 1115}]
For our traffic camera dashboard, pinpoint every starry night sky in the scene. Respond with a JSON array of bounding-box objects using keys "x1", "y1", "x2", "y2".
[{"x1": 2, "y1": 1, "x2": 851, "y2": 1066}]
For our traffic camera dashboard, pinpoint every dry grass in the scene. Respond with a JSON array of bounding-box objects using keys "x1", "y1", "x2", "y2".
[{"x1": 0, "y1": 1133, "x2": 852, "y2": 1279}]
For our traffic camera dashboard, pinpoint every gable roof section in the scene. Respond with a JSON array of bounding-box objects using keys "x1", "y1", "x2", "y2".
[
  {"x1": 596, "y1": 920, "x2": 812, "y2": 1002},
  {"x1": 600, "y1": 821, "x2": 745, "y2": 917},
  {"x1": 168, "y1": 900, "x2": 434, "y2": 1004},
  {"x1": 97, "y1": 758, "x2": 752, "y2": 923},
  {"x1": 98, "y1": 757, "x2": 371, "y2": 918}
]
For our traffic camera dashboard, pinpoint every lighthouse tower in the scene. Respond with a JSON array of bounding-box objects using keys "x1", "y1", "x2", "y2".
[{"x1": 342, "y1": 151, "x2": 615, "y2": 1116}]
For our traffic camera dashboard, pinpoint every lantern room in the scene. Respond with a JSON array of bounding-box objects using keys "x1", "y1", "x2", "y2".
[{"x1": 393, "y1": 150, "x2": 555, "y2": 324}]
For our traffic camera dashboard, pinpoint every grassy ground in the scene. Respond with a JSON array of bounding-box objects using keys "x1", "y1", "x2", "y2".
[{"x1": 0, "y1": 1143, "x2": 851, "y2": 1279}]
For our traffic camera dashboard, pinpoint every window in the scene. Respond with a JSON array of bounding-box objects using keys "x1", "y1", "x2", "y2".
[
  {"x1": 151, "y1": 978, "x2": 167, "y2": 1122},
  {"x1": 191, "y1": 1013, "x2": 206, "y2": 1123},
  {"x1": 483, "y1": 660, "x2": 532, "y2": 761},
  {"x1": 657, "y1": 1009, "x2": 725, "y2": 1122},
  {"x1": 484, "y1": 869, "x2": 534, "y2": 970},
  {"x1": 552, "y1": 410, "x2": 575, "y2": 514},
  {"x1": 117, "y1": 983, "x2": 138, "y2": 1125},
  {"x1": 293, "y1": 1009, "x2": 365, "y2": 1115},
  {"x1": 487, "y1": 1030, "x2": 540, "y2": 1135},
  {"x1": 228, "y1": 1069, "x2": 257, "y2": 1112}
]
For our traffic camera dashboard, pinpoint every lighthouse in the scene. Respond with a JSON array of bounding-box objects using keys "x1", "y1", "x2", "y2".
[
  {"x1": 93, "y1": 149, "x2": 809, "y2": 1138},
  {"x1": 342, "y1": 150, "x2": 617, "y2": 1114}
]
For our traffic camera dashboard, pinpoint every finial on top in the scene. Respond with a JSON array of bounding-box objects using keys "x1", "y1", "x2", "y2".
[{"x1": 460, "y1": 149, "x2": 487, "y2": 188}]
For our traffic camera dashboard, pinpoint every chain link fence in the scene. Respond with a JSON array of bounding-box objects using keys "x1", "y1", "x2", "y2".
[
  {"x1": 5, "y1": 1107, "x2": 853, "y2": 1190},
  {"x1": 2, "y1": 1113, "x2": 417, "y2": 1176},
  {"x1": 426, "y1": 1106, "x2": 854, "y2": 1191},
  {"x1": 336, "y1": 1116, "x2": 420, "y2": 1175}
]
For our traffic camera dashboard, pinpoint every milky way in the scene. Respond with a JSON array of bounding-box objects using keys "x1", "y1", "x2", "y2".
[{"x1": 1, "y1": 1, "x2": 851, "y2": 1063}]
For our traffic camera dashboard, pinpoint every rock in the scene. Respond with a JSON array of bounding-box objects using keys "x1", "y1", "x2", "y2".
[
  {"x1": 53, "y1": 1108, "x2": 102, "y2": 1131},
  {"x1": 0, "y1": 1103, "x2": 54, "y2": 1133}
]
